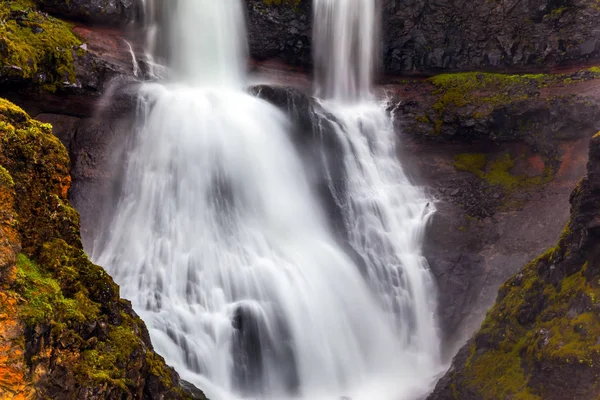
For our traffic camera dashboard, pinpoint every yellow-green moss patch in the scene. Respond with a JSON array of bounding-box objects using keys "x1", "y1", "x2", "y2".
[
  {"x1": 454, "y1": 153, "x2": 486, "y2": 177},
  {"x1": 0, "y1": 165, "x2": 14, "y2": 188},
  {"x1": 454, "y1": 152, "x2": 553, "y2": 192},
  {"x1": 14, "y1": 253, "x2": 100, "y2": 326},
  {"x1": 424, "y1": 71, "x2": 591, "y2": 134},
  {"x1": 0, "y1": 0, "x2": 82, "y2": 91}
]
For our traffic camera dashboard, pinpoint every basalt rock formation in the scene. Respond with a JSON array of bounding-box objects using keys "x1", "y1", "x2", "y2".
[{"x1": 428, "y1": 132, "x2": 600, "y2": 400}]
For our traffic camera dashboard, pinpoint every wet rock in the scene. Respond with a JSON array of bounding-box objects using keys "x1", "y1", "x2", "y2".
[{"x1": 36, "y1": 0, "x2": 140, "y2": 26}]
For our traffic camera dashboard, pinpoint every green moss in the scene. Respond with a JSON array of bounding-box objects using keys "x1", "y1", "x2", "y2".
[
  {"x1": 454, "y1": 153, "x2": 486, "y2": 177},
  {"x1": 415, "y1": 114, "x2": 431, "y2": 124},
  {"x1": 426, "y1": 71, "x2": 585, "y2": 133},
  {"x1": 77, "y1": 324, "x2": 140, "y2": 390},
  {"x1": 14, "y1": 253, "x2": 99, "y2": 326},
  {"x1": 486, "y1": 153, "x2": 522, "y2": 189},
  {"x1": 468, "y1": 348, "x2": 541, "y2": 400},
  {"x1": 0, "y1": 0, "x2": 82, "y2": 91},
  {"x1": 588, "y1": 66, "x2": 600, "y2": 74},
  {"x1": 454, "y1": 152, "x2": 553, "y2": 192},
  {"x1": 460, "y1": 231, "x2": 600, "y2": 398},
  {"x1": 146, "y1": 352, "x2": 175, "y2": 388},
  {"x1": 429, "y1": 72, "x2": 546, "y2": 116},
  {"x1": 0, "y1": 165, "x2": 14, "y2": 188}
]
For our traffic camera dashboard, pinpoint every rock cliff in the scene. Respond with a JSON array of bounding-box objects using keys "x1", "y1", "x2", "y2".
[
  {"x1": 0, "y1": 98, "x2": 206, "y2": 399},
  {"x1": 429, "y1": 132, "x2": 600, "y2": 399},
  {"x1": 246, "y1": 0, "x2": 600, "y2": 74}
]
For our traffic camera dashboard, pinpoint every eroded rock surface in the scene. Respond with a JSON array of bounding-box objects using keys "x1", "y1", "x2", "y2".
[{"x1": 428, "y1": 132, "x2": 600, "y2": 400}]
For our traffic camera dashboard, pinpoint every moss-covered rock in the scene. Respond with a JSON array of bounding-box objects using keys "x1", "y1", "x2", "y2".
[
  {"x1": 401, "y1": 69, "x2": 600, "y2": 141},
  {"x1": 0, "y1": 98, "x2": 205, "y2": 399},
  {"x1": 429, "y1": 133, "x2": 600, "y2": 399},
  {"x1": 0, "y1": 0, "x2": 83, "y2": 92}
]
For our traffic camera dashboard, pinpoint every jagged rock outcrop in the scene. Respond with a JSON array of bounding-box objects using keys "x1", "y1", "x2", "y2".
[
  {"x1": 383, "y1": 0, "x2": 600, "y2": 74},
  {"x1": 428, "y1": 133, "x2": 600, "y2": 399},
  {"x1": 35, "y1": 0, "x2": 139, "y2": 26},
  {"x1": 0, "y1": 99, "x2": 205, "y2": 399},
  {"x1": 245, "y1": 0, "x2": 600, "y2": 74}
]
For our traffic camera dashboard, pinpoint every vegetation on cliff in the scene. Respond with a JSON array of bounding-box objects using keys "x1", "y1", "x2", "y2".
[
  {"x1": 410, "y1": 69, "x2": 600, "y2": 138},
  {"x1": 454, "y1": 152, "x2": 553, "y2": 193},
  {"x1": 0, "y1": 98, "x2": 204, "y2": 399},
  {"x1": 0, "y1": 0, "x2": 82, "y2": 91},
  {"x1": 430, "y1": 134, "x2": 600, "y2": 399}
]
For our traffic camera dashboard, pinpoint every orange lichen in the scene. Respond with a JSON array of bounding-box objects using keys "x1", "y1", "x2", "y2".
[{"x1": 0, "y1": 293, "x2": 34, "y2": 400}]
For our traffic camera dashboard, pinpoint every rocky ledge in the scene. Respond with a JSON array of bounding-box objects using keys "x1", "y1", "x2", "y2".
[
  {"x1": 0, "y1": 99, "x2": 205, "y2": 399},
  {"x1": 0, "y1": 0, "x2": 137, "y2": 118},
  {"x1": 429, "y1": 132, "x2": 600, "y2": 399}
]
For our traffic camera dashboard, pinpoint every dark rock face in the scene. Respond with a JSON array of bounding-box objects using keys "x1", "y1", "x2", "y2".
[
  {"x1": 245, "y1": 0, "x2": 312, "y2": 67},
  {"x1": 409, "y1": 137, "x2": 587, "y2": 356},
  {"x1": 36, "y1": 0, "x2": 140, "y2": 26},
  {"x1": 428, "y1": 134, "x2": 600, "y2": 399},
  {"x1": 383, "y1": 0, "x2": 600, "y2": 74},
  {"x1": 245, "y1": 0, "x2": 600, "y2": 74}
]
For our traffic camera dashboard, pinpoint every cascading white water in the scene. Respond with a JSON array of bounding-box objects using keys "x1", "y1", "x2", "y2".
[
  {"x1": 93, "y1": 0, "x2": 438, "y2": 399},
  {"x1": 313, "y1": 0, "x2": 377, "y2": 102},
  {"x1": 313, "y1": 0, "x2": 443, "y2": 385}
]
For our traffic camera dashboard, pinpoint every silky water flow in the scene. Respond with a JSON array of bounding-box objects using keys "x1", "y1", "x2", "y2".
[{"x1": 93, "y1": 0, "x2": 443, "y2": 398}]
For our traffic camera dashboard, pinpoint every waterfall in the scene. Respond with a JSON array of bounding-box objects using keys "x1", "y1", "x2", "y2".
[
  {"x1": 313, "y1": 0, "x2": 442, "y2": 380},
  {"x1": 313, "y1": 0, "x2": 377, "y2": 102},
  {"x1": 93, "y1": 0, "x2": 442, "y2": 398}
]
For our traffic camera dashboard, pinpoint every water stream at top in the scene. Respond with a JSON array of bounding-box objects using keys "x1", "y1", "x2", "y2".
[{"x1": 93, "y1": 0, "x2": 442, "y2": 398}]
